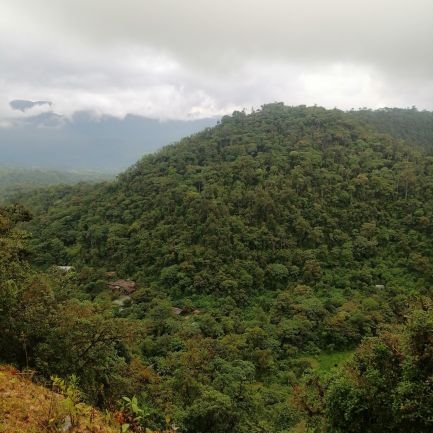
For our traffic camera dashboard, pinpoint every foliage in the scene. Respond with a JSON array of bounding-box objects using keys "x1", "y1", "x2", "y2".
[
  {"x1": 297, "y1": 302, "x2": 433, "y2": 433},
  {"x1": 3, "y1": 104, "x2": 433, "y2": 432},
  {"x1": 0, "y1": 165, "x2": 112, "y2": 200},
  {"x1": 0, "y1": 365, "x2": 118, "y2": 433},
  {"x1": 0, "y1": 206, "x2": 145, "y2": 405},
  {"x1": 17, "y1": 105, "x2": 433, "y2": 302},
  {"x1": 350, "y1": 107, "x2": 433, "y2": 152}
]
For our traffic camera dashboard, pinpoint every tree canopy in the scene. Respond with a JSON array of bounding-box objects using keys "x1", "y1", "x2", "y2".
[{"x1": 2, "y1": 104, "x2": 433, "y2": 432}]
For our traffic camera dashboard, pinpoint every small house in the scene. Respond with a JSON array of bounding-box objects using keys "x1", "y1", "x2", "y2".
[{"x1": 108, "y1": 279, "x2": 137, "y2": 295}]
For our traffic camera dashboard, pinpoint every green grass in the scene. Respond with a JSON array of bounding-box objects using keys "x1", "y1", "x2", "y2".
[{"x1": 316, "y1": 350, "x2": 354, "y2": 373}]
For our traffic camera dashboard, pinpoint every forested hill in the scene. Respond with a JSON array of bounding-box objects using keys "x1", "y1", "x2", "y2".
[
  {"x1": 21, "y1": 103, "x2": 433, "y2": 300},
  {"x1": 0, "y1": 165, "x2": 113, "y2": 199},
  {"x1": 5, "y1": 103, "x2": 433, "y2": 433},
  {"x1": 350, "y1": 107, "x2": 433, "y2": 151}
]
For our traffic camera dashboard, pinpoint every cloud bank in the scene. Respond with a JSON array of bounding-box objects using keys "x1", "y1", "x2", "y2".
[{"x1": 1, "y1": 0, "x2": 432, "y2": 120}]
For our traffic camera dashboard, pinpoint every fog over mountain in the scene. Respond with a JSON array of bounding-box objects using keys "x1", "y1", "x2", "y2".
[
  {"x1": 1, "y1": 0, "x2": 432, "y2": 124},
  {"x1": 1, "y1": 1, "x2": 432, "y2": 171},
  {"x1": 0, "y1": 110, "x2": 216, "y2": 170}
]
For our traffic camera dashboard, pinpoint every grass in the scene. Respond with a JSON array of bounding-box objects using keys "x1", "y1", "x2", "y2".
[
  {"x1": 316, "y1": 350, "x2": 354, "y2": 373},
  {"x1": 0, "y1": 365, "x2": 117, "y2": 433}
]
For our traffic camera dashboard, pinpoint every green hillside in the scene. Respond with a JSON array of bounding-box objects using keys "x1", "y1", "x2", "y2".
[
  {"x1": 0, "y1": 166, "x2": 113, "y2": 200},
  {"x1": 3, "y1": 104, "x2": 433, "y2": 433},
  {"x1": 350, "y1": 107, "x2": 433, "y2": 151},
  {"x1": 22, "y1": 104, "x2": 433, "y2": 295}
]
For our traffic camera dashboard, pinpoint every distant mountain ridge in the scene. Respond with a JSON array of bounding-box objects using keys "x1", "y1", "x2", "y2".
[
  {"x1": 0, "y1": 165, "x2": 113, "y2": 200},
  {"x1": 0, "y1": 111, "x2": 217, "y2": 170},
  {"x1": 2, "y1": 106, "x2": 432, "y2": 172}
]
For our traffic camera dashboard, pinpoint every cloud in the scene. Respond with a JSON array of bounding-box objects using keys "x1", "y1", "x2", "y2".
[
  {"x1": 0, "y1": 0, "x2": 432, "y2": 120},
  {"x1": 10, "y1": 100, "x2": 52, "y2": 112},
  {"x1": 0, "y1": 120, "x2": 13, "y2": 129}
]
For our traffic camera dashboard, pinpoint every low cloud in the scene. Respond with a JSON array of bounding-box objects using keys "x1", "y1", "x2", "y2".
[{"x1": 1, "y1": 0, "x2": 432, "y2": 120}]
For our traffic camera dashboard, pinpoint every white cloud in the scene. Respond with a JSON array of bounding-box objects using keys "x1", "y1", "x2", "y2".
[
  {"x1": 299, "y1": 64, "x2": 381, "y2": 108},
  {"x1": 0, "y1": 0, "x2": 432, "y2": 120}
]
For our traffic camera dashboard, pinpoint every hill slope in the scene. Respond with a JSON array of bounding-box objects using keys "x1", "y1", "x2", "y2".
[
  {"x1": 22, "y1": 104, "x2": 433, "y2": 298},
  {"x1": 350, "y1": 107, "x2": 433, "y2": 152},
  {"x1": 0, "y1": 166, "x2": 113, "y2": 200},
  {"x1": 5, "y1": 103, "x2": 433, "y2": 433},
  {"x1": 0, "y1": 365, "x2": 117, "y2": 433}
]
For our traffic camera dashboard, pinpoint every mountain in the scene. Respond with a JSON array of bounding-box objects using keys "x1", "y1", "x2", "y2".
[
  {"x1": 0, "y1": 111, "x2": 217, "y2": 170},
  {"x1": 21, "y1": 104, "x2": 433, "y2": 294},
  {"x1": 0, "y1": 165, "x2": 113, "y2": 200},
  {"x1": 350, "y1": 107, "x2": 433, "y2": 151},
  {"x1": 5, "y1": 103, "x2": 433, "y2": 433}
]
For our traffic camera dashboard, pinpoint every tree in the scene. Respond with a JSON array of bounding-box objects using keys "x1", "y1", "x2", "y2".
[{"x1": 299, "y1": 304, "x2": 433, "y2": 433}]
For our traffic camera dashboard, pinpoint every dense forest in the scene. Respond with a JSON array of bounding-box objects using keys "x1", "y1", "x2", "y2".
[
  {"x1": 350, "y1": 107, "x2": 433, "y2": 151},
  {"x1": 1, "y1": 104, "x2": 433, "y2": 432},
  {"x1": 0, "y1": 165, "x2": 112, "y2": 199}
]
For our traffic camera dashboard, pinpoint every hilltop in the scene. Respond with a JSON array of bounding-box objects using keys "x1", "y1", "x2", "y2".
[
  {"x1": 350, "y1": 107, "x2": 433, "y2": 151},
  {"x1": 21, "y1": 104, "x2": 433, "y2": 295}
]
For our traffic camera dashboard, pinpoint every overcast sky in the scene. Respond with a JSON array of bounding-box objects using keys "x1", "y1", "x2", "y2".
[{"x1": 1, "y1": 0, "x2": 433, "y2": 121}]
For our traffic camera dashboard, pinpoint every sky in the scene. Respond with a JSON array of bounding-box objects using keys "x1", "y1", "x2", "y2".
[{"x1": 1, "y1": 0, "x2": 433, "y2": 123}]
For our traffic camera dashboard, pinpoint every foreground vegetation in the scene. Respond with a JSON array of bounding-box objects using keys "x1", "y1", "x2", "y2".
[
  {"x1": 1, "y1": 104, "x2": 433, "y2": 432},
  {"x1": 0, "y1": 365, "x2": 118, "y2": 433}
]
